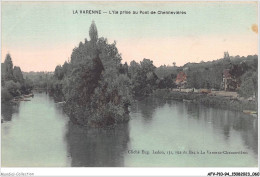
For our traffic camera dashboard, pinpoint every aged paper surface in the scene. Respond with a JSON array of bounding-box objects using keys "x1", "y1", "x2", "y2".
[{"x1": 1, "y1": 1, "x2": 259, "y2": 176}]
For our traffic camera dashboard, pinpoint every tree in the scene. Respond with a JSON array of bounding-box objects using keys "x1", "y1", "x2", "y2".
[
  {"x1": 54, "y1": 65, "x2": 64, "y2": 80},
  {"x1": 5, "y1": 80, "x2": 21, "y2": 97},
  {"x1": 239, "y1": 71, "x2": 257, "y2": 98},
  {"x1": 229, "y1": 63, "x2": 248, "y2": 79},
  {"x1": 3, "y1": 53, "x2": 14, "y2": 81},
  {"x1": 1, "y1": 87, "x2": 12, "y2": 102},
  {"x1": 129, "y1": 58, "x2": 158, "y2": 97},
  {"x1": 129, "y1": 60, "x2": 140, "y2": 78},
  {"x1": 57, "y1": 22, "x2": 132, "y2": 127},
  {"x1": 140, "y1": 58, "x2": 156, "y2": 73},
  {"x1": 1, "y1": 53, "x2": 34, "y2": 101},
  {"x1": 1, "y1": 63, "x2": 5, "y2": 86},
  {"x1": 21, "y1": 78, "x2": 33, "y2": 94},
  {"x1": 89, "y1": 21, "x2": 98, "y2": 43},
  {"x1": 13, "y1": 66, "x2": 24, "y2": 84},
  {"x1": 157, "y1": 74, "x2": 176, "y2": 89}
]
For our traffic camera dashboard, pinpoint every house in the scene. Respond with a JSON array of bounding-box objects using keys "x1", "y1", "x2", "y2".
[
  {"x1": 175, "y1": 71, "x2": 187, "y2": 88},
  {"x1": 222, "y1": 69, "x2": 231, "y2": 91},
  {"x1": 222, "y1": 69, "x2": 238, "y2": 91}
]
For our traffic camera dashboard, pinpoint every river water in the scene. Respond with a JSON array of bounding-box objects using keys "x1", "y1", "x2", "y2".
[{"x1": 1, "y1": 93, "x2": 258, "y2": 167}]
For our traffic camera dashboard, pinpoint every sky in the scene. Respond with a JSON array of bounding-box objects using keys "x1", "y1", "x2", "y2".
[{"x1": 1, "y1": 1, "x2": 258, "y2": 72}]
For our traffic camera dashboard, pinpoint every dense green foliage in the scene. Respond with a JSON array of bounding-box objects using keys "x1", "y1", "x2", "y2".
[
  {"x1": 185, "y1": 58, "x2": 231, "y2": 89},
  {"x1": 23, "y1": 71, "x2": 53, "y2": 90},
  {"x1": 155, "y1": 65, "x2": 179, "y2": 79},
  {"x1": 50, "y1": 21, "x2": 132, "y2": 127},
  {"x1": 128, "y1": 59, "x2": 158, "y2": 97},
  {"x1": 239, "y1": 71, "x2": 257, "y2": 98},
  {"x1": 1, "y1": 54, "x2": 33, "y2": 102},
  {"x1": 154, "y1": 54, "x2": 257, "y2": 98}
]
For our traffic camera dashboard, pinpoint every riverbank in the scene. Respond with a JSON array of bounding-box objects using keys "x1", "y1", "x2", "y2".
[
  {"x1": 10, "y1": 93, "x2": 34, "y2": 103},
  {"x1": 152, "y1": 89, "x2": 257, "y2": 113}
]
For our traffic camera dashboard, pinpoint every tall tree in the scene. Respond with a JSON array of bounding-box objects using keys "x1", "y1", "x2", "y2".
[
  {"x1": 140, "y1": 58, "x2": 156, "y2": 74},
  {"x1": 89, "y1": 21, "x2": 98, "y2": 43},
  {"x1": 3, "y1": 53, "x2": 14, "y2": 81},
  {"x1": 129, "y1": 61, "x2": 140, "y2": 77},
  {"x1": 13, "y1": 66, "x2": 24, "y2": 84}
]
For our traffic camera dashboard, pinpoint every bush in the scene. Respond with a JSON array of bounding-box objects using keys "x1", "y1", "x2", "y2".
[
  {"x1": 1, "y1": 87, "x2": 12, "y2": 102},
  {"x1": 239, "y1": 71, "x2": 257, "y2": 98},
  {"x1": 4, "y1": 80, "x2": 21, "y2": 97}
]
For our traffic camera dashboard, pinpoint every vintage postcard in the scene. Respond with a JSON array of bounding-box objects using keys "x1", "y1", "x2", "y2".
[{"x1": 1, "y1": 0, "x2": 259, "y2": 176}]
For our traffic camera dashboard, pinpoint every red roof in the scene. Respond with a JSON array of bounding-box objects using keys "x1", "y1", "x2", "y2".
[{"x1": 176, "y1": 71, "x2": 187, "y2": 83}]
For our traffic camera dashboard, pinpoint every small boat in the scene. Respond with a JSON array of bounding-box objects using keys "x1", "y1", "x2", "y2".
[
  {"x1": 56, "y1": 101, "x2": 66, "y2": 104},
  {"x1": 243, "y1": 110, "x2": 257, "y2": 115},
  {"x1": 183, "y1": 99, "x2": 192, "y2": 103},
  {"x1": 11, "y1": 99, "x2": 19, "y2": 103},
  {"x1": 23, "y1": 93, "x2": 34, "y2": 98},
  {"x1": 12, "y1": 98, "x2": 23, "y2": 102}
]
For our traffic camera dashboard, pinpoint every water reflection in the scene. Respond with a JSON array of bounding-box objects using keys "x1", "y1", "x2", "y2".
[
  {"x1": 180, "y1": 101, "x2": 258, "y2": 154},
  {"x1": 233, "y1": 114, "x2": 258, "y2": 155},
  {"x1": 128, "y1": 98, "x2": 258, "y2": 166},
  {"x1": 182, "y1": 101, "x2": 257, "y2": 155},
  {"x1": 131, "y1": 97, "x2": 166, "y2": 123},
  {"x1": 1, "y1": 94, "x2": 69, "y2": 167},
  {"x1": 66, "y1": 122, "x2": 130, "y2": 167},
  {"x1": 1, "y1": 102, "x2": 20, "y2": 121},
  {"x1": 1, "y1": 94, "x2": 257, "y2": 167}
]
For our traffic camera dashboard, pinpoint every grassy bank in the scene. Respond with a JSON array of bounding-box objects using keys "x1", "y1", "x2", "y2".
[{"x1": 152, "y1": 89, "x2": 257, "y2": 112}]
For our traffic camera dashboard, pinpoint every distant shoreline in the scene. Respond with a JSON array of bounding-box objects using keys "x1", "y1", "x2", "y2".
[{"x1": 152, "y1": 89, "x2": 257, "y2": 113}]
